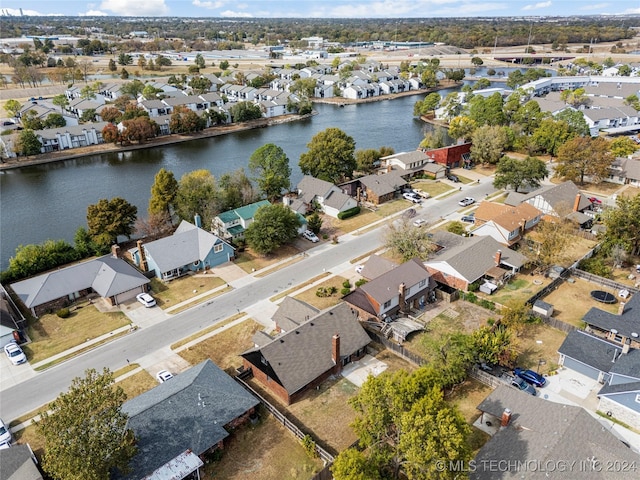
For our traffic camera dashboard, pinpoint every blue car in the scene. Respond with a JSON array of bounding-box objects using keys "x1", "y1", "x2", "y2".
[{"x1": 514, "y1": 368, "x2": 546, "y2": 388}]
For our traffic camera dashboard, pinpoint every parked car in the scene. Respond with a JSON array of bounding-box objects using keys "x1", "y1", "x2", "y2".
[
  {"x1": 4, "y1": 341, "x2": 26, "y2": 365},
  {"x1": 413, "y1": 189, "x2": 430, "y2": 199},
  {"x1": 461, "y1": 215, "x2": 475, "y2": 223},
  {"x1": 136, "y1": 292, "x2": 156, "y2": 308},
  {"x1": 514, "y1": 368, "x2": 546, "y2": 387},
  {"x1": 0, "y1": 418, "x2": 12, "y2": 446},
  {"x1": 413, "y1": 218, "x2": 426, "y2": 227},
  {"x1": 447, "y1": 174, "x2": 460, "y2": 182},
  {"x1": 156, "y1": 370, "x2": 173, "y2": 383},
  {"x1": 302, "y1": 230, "x2": 319, "y2": 243},
  {"x1": 511, "y1": 376, "x2": 537, "y2": 396},
  {"x1": 355, "y1": 265, "x2": 364, "y2": 274},
  {"x1": 458, "y1": 197, "x2": 475, "y2": 207},
  {"x1": 403, "y1": 192, "x2": 422, "y2": 204}
]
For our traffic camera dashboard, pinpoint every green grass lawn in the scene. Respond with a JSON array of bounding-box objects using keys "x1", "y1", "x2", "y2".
[{"x1": 334, "y1": 200, "x2": 410, "y2": 233}]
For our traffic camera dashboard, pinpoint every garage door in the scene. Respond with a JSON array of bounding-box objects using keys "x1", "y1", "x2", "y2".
[
  {"x1": 562, "y1": 357, "x2": 601, "y2": 380},
  {"x1": 115, "y1": 287, "x2": 143, "y2": 305}
]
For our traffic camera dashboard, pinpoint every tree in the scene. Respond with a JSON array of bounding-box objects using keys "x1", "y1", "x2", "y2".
[
  {"x1": 331, "y1": 448, "x2": 380, "y2": 480},
  {"x1": 290, "y1": 77, "x2": 318, "y2": 98},
  {"x1": 244, "y1": 203, "x2": 301, "y2": 255},
  {"x1": 120, "y1": 79, "x2": 145, "y2": 98},
  {"x1": 609, "y1": 136, "x2": 638, "y2": 158},
  {"x1": 229, "y1": 101, "x2": 263, "y2": 122},
  {"x1": 555, "y1": 136, "x2": 612, "y2": 184},
  {"x1": 80, "y1": 108, "x2": 97, "y2": 123},
  {"x1": 413, "y1": 92, "x2": 440, "y2": 117},
  {"x1": 355, "y1": 148, "x2": 382, "y2": 174},
  {"x1": 217, "y1": 168, "x2": 258, "y2": 212},
  {"x1": 169, "y1": 106, "x2": 206, "y2": 134},
  {"x1": 4, "y1": 98, "x2": 21, "y2": 117},
  {"x1": 448, "y1": 116, "x2": 477, "y2": 142},
  {"x1": 470, "y1": 125, "x2": 507, "y2": 166},
  {"x1": 141, "y1": 84, "x2": 163, "y2": 100},
  {"x1": 307, "y1": 212, "x2": 323, "y2": 235},
  {"x1": 102, "y1": 123, "x2": 119, "y2": 144},
  {"x1": 108, "y1": 58, "x2": 117, "y2": 72},
  {"x1": 117, "y1": 52, "x2": 133, "y2": 66},
  {"x1": 249, "y1": 143, "x2": 292, "y2": 201},
  {"x1": 384, "y1": 219, "x2": 434, "y2": 262},
  {"x1": 528, "y1": 218, "x2": 573, "y2": 269},
  {"x1": 175, "y1": 169, "x2": 217, "y2": 229},
  {"x1": 188, "y1": 76, "x2": 213, "y2": 95},
  {"x1": 21, "y1": 110, "x2": 44, "y2": 130},
  {"x1": 2, "y1": 239, "x2": 80, "y2": 283},
  {"x1": 555, "y1": 109, "x2": 590, "y2": 137},
  {"x1": 602, "y1": 193, "x2": 640, "y2": 256},
  {"x1": 100, "y1": 106, "x2": 122, "y2": 124},
  {"x1": 15, "y1": 129, "x2": 42, "y2": 156},
  {"x1": 219, "y1": 60, "x2": 230, "y2": 70},
  {"x1": 471, "y1": 56, "x2": 484, "y2": 66},
  {"x1": 52, "y1": 94, "x2": 69, "y2": 113},
  {"x1": 148, "y1": 168, "x2": 178, "y2": 218},
  {"x1": 36, "y1": 368, "x2": 137, "y2": 480},
  {"x1": 493, "y1": 156, "x2": 548, "y2": 192},
  {"x1": 439, "y1": 91, "x2": 463, "y2": 121},
  {"x1": 44, "y1": 113, "x2": 66, "y2": 128},
  {"x1": 121, "y1": 117, "x2": 158, "y2": 144},
  {"x1": 512, "y1": 100, "x2": 545, "y2": 135},
  {"x1": 468, "y1": 92, "x2": 505, "y2": 126},
  {"x1": 531, "y1": 118, "x2": 574, "y2": 157},
  {"x1": 195, "y1": 53, "x2": 206, "y2": 70},
  {"x1": 87, "y1": 197, "x2": 138, "y2": 247},
  {"x1": 299, "y1": 127, "x2": 356, "y2": 183}
]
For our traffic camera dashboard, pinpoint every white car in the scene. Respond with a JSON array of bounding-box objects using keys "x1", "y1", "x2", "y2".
[
  {"x1": 458, "y1": 197, "x2": 475, "y2": 207},
  {"x1": 4, "y1": 341, "x2": 26, "y2": 365},
  {"x1": 413, "y1": 189, "x2": 430, "y2": 199},
  {"x1": 0, "y1": 418, "x2": 12, "y2": 446},
  {"x1": 403, "y1": 192, "x2": 422, "y2": 204},
  {"x1": 355, "y1": 265, "x2": 364, "y2": 274},
  {"x1": 302, "y1": 230, "x2": 319, "y2": 243},
  {"x1": 156, "y1": 370, "x2": 173, "y2": 383},
  {"x1": 136, "y1": 292, "x2": 156, "y2": 308},
  {"x1": 412, "y1": 219, "x2": 426, "y2": 227}
]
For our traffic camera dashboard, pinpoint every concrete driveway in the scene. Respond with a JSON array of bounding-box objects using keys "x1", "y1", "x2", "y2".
[{"x1": 121, "y1": 301, "x2": 170, "y2": 329}]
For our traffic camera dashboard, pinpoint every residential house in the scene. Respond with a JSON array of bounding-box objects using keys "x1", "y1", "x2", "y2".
[
  {"x1": 380, "y1": 150, "x2": 432, "y2": 173},
  {"x1": 343, "y1": 258, "x2": 435, "y2": 321},
  {"x1": 583, "y1": 293, "x2": 640, "y2": 349},
  {"x1": 558, "y1": 330, "x2": 640, "y2": 430},
  {"x1": 0, "y1": 284, "x2": 26, "y2": 348},
  {"x1": 271, "y1": 296, "x2": 320, "y2": 334},
  {"x1": 213, "y1": 200, "x2": 271, "y2": 241},
  {"x1": 356, "y1": 254, "x2": 398, "y2": 281},
  {"x1": 140, "y1": 99, "x2": 171, "y2": 117},
  {"x1": 10, "y1": 253, "x2": 150, "y2": 317},
  {"x1": 424, "y1": 232, "x2": 528, "y2": 291},
  {"x1": 471, "y1": 385, "x2": 640, "y2": 479},
  {"x1": 67, "y1": 98, "x2": 105, "y2": 119},
  {"x1": 119, "y1": 359, "x2": 259, "y2": 480},
  {"x1": 161, "y1": 95, "x2": 208, "y2": 113},
  {"x1": 294, "y1": 176, "x2": 357, "y2": 218},
  {"x1": 608, "y1": 157, "x2": 640, "y2": 187},
  {"x1": 471, "y1": 201, "x2": 542, "y2": 246},
  {"x1": 130, "y1": 220, "x2": 235, "y2": 281},
  {"x1": 505, "y1": 181, "x2": 592, "y2": 219},
  {"x1": 425, "y1": 143, "x2": 472, "y2": 169},
  {"x1": 32, "y1": 122, "x2": 108, "y2": 154},
  {"x1": 241, "y1": 302, "x2": 370, "y2": 405},
  {"x1": 340, "y1": 171, "x2": 407, "y2": 205},
  {"x1": 0, "y1": 444, "x2": 43, "y2": 480}
]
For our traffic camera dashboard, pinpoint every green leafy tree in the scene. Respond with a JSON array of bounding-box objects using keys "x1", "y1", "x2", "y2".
[
  {"x1": 307, "y1": 212, "x2": 323, "y2": 235},
  {"x1": 117, "y1": 52, "x2": 133, "y2": 66},
  {"x1": 413, "y1": 92, "x2": 440, "y2": 116},
  {"x1": 244, "y1": 203, "x2": 301, "y2": 255},
  {"x1": 384, "y1": 219, "x2": 434, "y2": 261},
  {"x1": 188, "y1": 76, "x2": 213, "y2": 95},
  {"x1": 531, "y1": 118, "x2": 574, "y2": 157},
  {"x1": 249, "y1": 143, "x2": 292, "y2": 201},
  {"x1": 80, "y1": 108, "x2": 97, "y2": 123},
  {"x1": 493, "y1": 156, "x2": 548, "y2": 192},
  {"x1": 4, "y1": 98, "x2": 21, "y2": 117},
  {"x1": 602, "y1": 193, "x2": 640, "y2": 255},
  {"x1": 470, "y1": 125, "x2": 507, "y2": 166},
  {"x1": 195, "y1": 53, "x2": 206, "y2": 69},
  {"x1": 175, "y1": 169, "x2": 217, "y2": 229},
  {"x1": 217, "y1": 168, "x2": 258, "y2": 212},
  {"x1": 141, "y1": 84, "x2": 163, "y2": 100},
  {"x1": 420, "y1": 69, "x2": 438, "y2": 88},
  {"x1": 512, "y1": 100, "x2": 545, "y2": 135},
  {"x1": 36, "y1": 368, "x2": 137, "y2": 480},
  {"x1": 331, "y1": 448, "x2": 380, "y2": 480},
  {"x1": 52, "y1": 94, "x2": 69, "y2": 113},
  {"x1": 1, "y1": 239, "x2": 79, "y2": 283},
  {"x1": 290, "y1": 77, "x2": 318, "y2": 98},
  {"x1": 74, "y1": 226, "x2": 104, "y2": 258},
  {"x1": 448, "y1": 115, "x2": 477, "y2": 142},
  {"x1": 472, "y1": 324, "x2": 518, "y2": 367},
  {"x1": 528, "y1": 218, "x2": 573, "y2": 269},
  {"x1": 446, "y1": 221, "x2": 466, "y2": 236},
  {"x1": 44, "y1": 113, "x2": 66, "y2": 128},
  {"x1": 21, "y1": 109, "x2": 44, "y2": 130},
  {"x1": 439, "y1": 91, "x2": 463, "y2": 121},
  {"x1": 15, "y1": 129, "x2": 42, "y2": 156},
  {"x1": 610, "y1": 136, "x2": 639, "y2": 158},
  {"x1": 148, "y1": 168, "x2": 178, "y2": 218},
  {"x1": 219, "y1": 60, "x2": 230, "y2": 70},
  {"x1": 299, "y1": 127, "x2": 356, "y2": 183},
  {"x1": 471, "y1": 56, "x2": 484, "y2": 66},
  {"x1": 120, "y1": 79, "x2": 145, "y2": 98},
  {"x1": 355, "y1": 148, "x2": 382, "y2": 174},
  {"x1": 469, "y1": 92, "x2": 505, "y2": 126},
  {"x1": 555, "y1": 109, "x2": 590, "y2": 137},
  {"x1": 229, "y1": 101, "x2": 263, "y2": 122},
  {"x1": 87, "y1": 197, "x2": 138, "y2": 247},
  {"x1": 555, "y1": 136, "x2": 612, "y2": 184},
  {"x1": 419, "y1": 127, "x2": 448, "y2": 150}
]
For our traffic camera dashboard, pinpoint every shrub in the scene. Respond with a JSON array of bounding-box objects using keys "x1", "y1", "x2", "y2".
[
  {"x1": 342, "y1": 280, "x2": 351, "y2": 289},
  {"x1": 479, "y1": 299, "x2": 496, "y2": 311},
  {"x1": 340, "y1": 287, "x2": 351, "y2": 296},
  {"x1": 337, "y1": 206, "x2": 361, "y2": 220},
  {"x1": 301, "y1": 434, "x2": 318, "y2": 458},
  {"x1": 468, "y1": 281, "x2": 480, "y2": 292},
  {"x1": 578, "y1": 257, "x2": 612, "y2": 278},
  {"x1": 355, "y1": 279, "x2": 367, "y2": 287},
  {"x1": 56, "y1": 307, "x2": 71, "y2": 318},
  {"x1": 465, "y1": 292, "x2": 477, "y2": 303},
  {"x1": 316, "y1": 286, "x2": 338, "y2": 297}
]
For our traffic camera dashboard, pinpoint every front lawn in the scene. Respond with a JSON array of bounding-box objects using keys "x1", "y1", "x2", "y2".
[
  {"x1": 149, "y1": 274, "x2": 225, "y2": 308},
  {"x1": 235, "y1": 245, "x2": 302, "y2": 274},
  {"x1": 294, "y1": 275, "x2": 350, "y2": 310},
  {"x1": 330, "y1": 200, "x2": 409, "y2": 234},
  {"x1": 24, "y1": 304, "x2": 130, "y2": 364},
  {"x1": 412, "y1": 180, "x2": 455, "y2": 198},
  {"x1": 516, "y1": 323, "x2": 567, "y2": 375}
]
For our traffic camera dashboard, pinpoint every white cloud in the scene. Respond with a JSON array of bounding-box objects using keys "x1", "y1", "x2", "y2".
[
  {"x1": 1, "y1": 7, "x2": 62, "y2": 16},
  {"x1": 522, "y1": 1, "x2": 552, "y2": 11},
  {"x1": 580, "y1": 3, "x2": 609, "y2": 10},
  {"x1": 99, "y1": 0, "x2": 169, "y2": 16},
  {"x1": 220, "y1": 10, "x2": 253, "y2": 17},
  {"x1": 192, "y1": 0, "x2": 227, "y2": 9},
  {"x1": 79, "y1": 10, "x2": 109, "y2": 16},
  {"x1": 433, "y1": 2, "x2": 509, "y2": 16}
]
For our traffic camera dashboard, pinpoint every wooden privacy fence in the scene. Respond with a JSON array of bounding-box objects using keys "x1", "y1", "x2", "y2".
[{"x1": 571, "y1": 269, "x2": 640, "y2": 295}]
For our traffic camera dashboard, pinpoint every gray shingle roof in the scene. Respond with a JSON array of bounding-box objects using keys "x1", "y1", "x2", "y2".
[
  {"x1": 360, "y1": 258, "x2": 431, "y2": 305},
  {"x1": 599, "y1": 380, "x2": 640, "y2": 396},
  {"x1": 0, "y1": 444, "x2": 43, "y2": 480},
  {"x1": 272, "y1": 296, "x2": 319, "y2": 332},
  {"x1": 357, "y1": 171, "x2": 407, "y2": 197},
  {"x1": 142, "y1": 220, "x2": 232, "y2": 273},
  {"x1": 360, "y1": 254, "x2": 398, "y2": 280},
  {"x1": 298, "y1": 176, "x2": 334, "y2": 202},
  {"x1": 583, "y1": 293, "x2": 640, "y2": 340},
  {"x1": 520, "y1": 181, "x2": 591, "y2": 214},
  {"x1": 558, "y1": 330, "x2": 623, "y2": 373},
  {"x1": 472, "y1": 385, "x2": 640, "y2": 480},
  {"x1": 120, "y1": 360, "x2": 258, "y2": 480},
  {"x1": 242, "y1": 302, "x2": 370, "y2": 395},
  {"x1": 322, "y1": 189, "x2": 353, "y2": 210},
  {"x1": 11, "y1": 255, "x2": 149, "y2": 309}
]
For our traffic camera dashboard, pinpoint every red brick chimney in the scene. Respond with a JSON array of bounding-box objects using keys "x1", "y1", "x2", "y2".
[
  {"x1": 573, "y1": 194, "x2": 581, "y2": 212},
  {"x1": 494, "y1": 250, "x2": 502, "y2": 266},
  {"x1": 136, "y1": 240, "x2": 148, "y2": 272},
  {"x1": 501, "y1": 408, "x2": 512, "y2": 427},
  {"x1": 332, "y1": 334, "x2": 342, "y2": 374}
]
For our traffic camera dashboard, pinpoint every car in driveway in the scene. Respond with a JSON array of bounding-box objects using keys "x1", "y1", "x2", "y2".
[
  {"x1": 136, "y1": 292, "x2": 156, "y2": 308},
  {"x1": 4, "y1": 341, "x2": 26, "y2": 365},
  {"x1": 515, "y1": 368, "x2": 547, "y2": 387},
  {"x1": 302, "y1": 230, "x2": 319, "y2": 242},
  {"x1": 461, "y1": 214, "x2": 475, "y2": 223},
  {"x1": 412, "y1": 218, "x2": 426, "y2": 227},
  {"x1": 511, "y1": 376, "x2": 537, "y2": 396},
  {"x1": 588, "y1": 196, "x2": 602, "y2": 204},
  {"x1": 413, "y1": 189, "x2": 430, "y2": 199},
  {"x1": 403, "y1": 192, "x2": 422, "y2": 203},
  {"x1": 458, "y1": 197, "x2": 475, "y2": 207},
  {"x1": 0, "y1": 418, "x2": 12, "y2": 445},
  {"x1": 447, "y1": 174, "x2": 460, "y2": 182},
  {"x1": 156, "y1": 370, "x2": 173, "y2": 383}
]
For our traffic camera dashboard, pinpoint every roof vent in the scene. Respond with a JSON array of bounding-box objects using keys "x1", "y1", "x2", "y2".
[
  {"x1": 280, "y1": 339, "x2": 284, "y2": 343},
  {"x1": 310, "y1": 322, "x2": 314, "y2": 326},
  {"x1": 632, "y1": 332, "x2": 639, "y2": 338},
  {"x1": 329, "y1": 311, "x2": 333, "y2": 315}
]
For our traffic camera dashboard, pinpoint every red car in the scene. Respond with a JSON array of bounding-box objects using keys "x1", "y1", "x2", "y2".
[{"x1": 588, "y1": 197, "x2": 602, "y2": 204}]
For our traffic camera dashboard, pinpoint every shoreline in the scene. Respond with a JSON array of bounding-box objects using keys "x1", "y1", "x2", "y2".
[{"x1": 0, "y1": 84, "x2": 457, "y2": 171}]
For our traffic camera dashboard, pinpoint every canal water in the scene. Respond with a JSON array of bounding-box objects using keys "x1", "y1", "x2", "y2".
[{"x1": 1, "y1": 94, "x2": 454, "y2": 268}]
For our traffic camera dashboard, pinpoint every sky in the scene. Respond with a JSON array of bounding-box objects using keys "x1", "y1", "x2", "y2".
[{"x1": 2, "y1": 1, "x2": 640, "y2": 18}]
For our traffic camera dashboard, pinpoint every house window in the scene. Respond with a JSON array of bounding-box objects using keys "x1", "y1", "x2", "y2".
[
  {"x1": 383, "y1": 300, "x2": 391, "y2": 309},
  {"x1": 214, "y1": 244, "x2": 223, "y2": 253},
  {"x1": 419, "y1": 279, "x2": 426, "y2": 288}
]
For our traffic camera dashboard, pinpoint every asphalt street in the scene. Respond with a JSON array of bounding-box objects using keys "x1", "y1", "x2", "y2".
[{"x1": 0, "y1": 181, "x2": 495, "y2": 421}]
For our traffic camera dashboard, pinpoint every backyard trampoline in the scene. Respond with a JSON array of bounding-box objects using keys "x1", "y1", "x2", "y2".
[{"x1": 590, "y1": 290, "x2": 616, "y2": 304}]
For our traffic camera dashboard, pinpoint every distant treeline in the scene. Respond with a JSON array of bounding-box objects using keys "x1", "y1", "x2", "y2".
[{"x1": 1, "y1": 16, "x2": 636, "y2": 50}]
